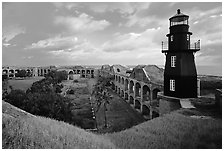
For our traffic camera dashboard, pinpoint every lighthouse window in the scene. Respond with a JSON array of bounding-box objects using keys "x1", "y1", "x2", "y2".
[
  {"x1": 187, "y1": 34, "x2": 190, "y2": 41},
  {"x1": 170, "y1": 79, "x2": 175, "y2": 91},
  {"x1": 171, "y1": 35, "x2": 173, "y2": 41},
  {"x1": 171, "y1": 56, "x2": 176, "y2": 67}
]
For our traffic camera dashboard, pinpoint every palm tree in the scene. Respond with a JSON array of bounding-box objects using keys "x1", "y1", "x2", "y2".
[{"x1": 92, "y1": 79, "x2": 113, "y2": 128}]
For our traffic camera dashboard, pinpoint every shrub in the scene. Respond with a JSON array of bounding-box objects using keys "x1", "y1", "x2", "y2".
[
  {"x1": 73, "y1": 80, "x2": 79, "y2": 83},
  {"x1": 5, "y1": 89, "x2": 28, "y2": 110},
  {"x1": 67, "y1": 89, "x2": 75, "y2": 94},
  {"x1": 5, "y1": 90, "x2": 75, "y2": 125}
]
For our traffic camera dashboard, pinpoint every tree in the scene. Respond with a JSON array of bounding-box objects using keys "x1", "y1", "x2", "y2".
[
  {"x1": 45, "y1": 70, "x2": 68, "y2": 84},
  {"x1": 92, "y1": 78, "x2": 113, "y2": 128}
]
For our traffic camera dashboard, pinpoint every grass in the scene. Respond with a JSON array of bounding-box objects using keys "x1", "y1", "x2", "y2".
[
  {"x1": 2, "y1": 101, "x2": 115, "y2": 149},
  {"x1": 7, "y1": 77, "x2": 44, "y2": 91},
  {"x1": 106, "y1": 112, "x2": 222, "y2": 149},
  {"x1": 3, "y1": 76, "x2": 222, "y2": 149},
  {"x1": 2, "y1": 101, "x2": 221, "y2": 149}
]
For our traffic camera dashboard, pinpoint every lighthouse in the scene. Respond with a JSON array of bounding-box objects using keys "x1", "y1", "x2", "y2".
[{"x1": 162, "y1": 9, "x2": 200, "y2": 98}]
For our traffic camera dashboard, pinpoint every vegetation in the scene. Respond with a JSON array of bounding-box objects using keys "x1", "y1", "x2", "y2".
[
  {"x1": 2, "y1": 101, "x2": 115, "y2": 149},
  {"x1": 2, "y1": 101, "x2": 221, "y2": 149},
  {"x1": 4, "y1": 70, "x2": 76, "y2": 126},
  {"x1": 106, "y1": 112, "x2": 222, "y2": 149},
  {"x1": 92, "y1": 76, "x2": 113, "y2": 128}
]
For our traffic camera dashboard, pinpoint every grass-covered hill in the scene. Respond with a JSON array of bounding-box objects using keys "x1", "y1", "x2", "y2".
[
  {"x1": 2, "y1": 101, "x2": 115, "y2": 149},
  {"x1": 2, "y1": 101, "x2": 222, "y2": 149}
]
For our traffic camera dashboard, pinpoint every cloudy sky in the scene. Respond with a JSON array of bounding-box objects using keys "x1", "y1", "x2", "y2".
[{"x1": 2, "y1": 2, "x2": 222, "y2": 70}]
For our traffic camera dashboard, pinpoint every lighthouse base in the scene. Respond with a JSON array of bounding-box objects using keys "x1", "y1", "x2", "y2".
[{"x1": 158, "y1": 92, "x2": 196, "y2": 116}]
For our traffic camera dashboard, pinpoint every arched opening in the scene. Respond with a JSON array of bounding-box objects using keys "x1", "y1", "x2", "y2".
[
  {"x1": 9, "y1": 69, "x2": 14, "y2": 78},
  {"x1": 82, "y1": 70, "x2": 85, "y2": 74},
  {"x1": 40, "y1": 69, "x2": 43, "y2": 76},
  {"x1": 121, "y1": 89, "x2": 124, "y2": 97},
  {"x1": 9, "y1": 69, "x2": 14, "y2": 74},
  {"x1": 125, "y1": 93, "x2": 128, "y2": 100},
  {"x1": 142, "y1": 105, "x2": 150, "y2": 116},
  {"x1": 118, "y1": 88, "x2": 120, "y2": 95},
  {"x1": 143, "y1": 85, "x2": 150, "y2": 102},
  {"x1": 77, "y1": 70, "x2": 81, "y2": 74},
  {"x1": 125, "y1": 79, "x2": 129, "y2": 91},
  {"x1": 115, "y1": 86, "x2": 117, "y2": 92},
  {"x1": 135, "y1": 82, "x2": 141, "y2": 97},
  {"x1": 115, "y1": 75, "x2": 117, "y2": 81},
  {"x1": 152, "y1": 111, "x2": 159, "y2": 119},
  {"x1": 48, "y1": 69, "x2": 50, "y2": 73},
  {"x1": 129, "y1": 96, "x2": 134, "y2": 104},
  {"x1": 135, "y1": 99, "x2": 141, "y2": 109},
  {"x1": 15, "y1": 69, "x2": 20, "y2": 77},
  {"x1": 118, "y1": 76, "x2": 121, "y2": 83},
  {"x1": 68, "y1": 70, "x2": 74, "y2": 80},
  {"x1": 87, "y1": 70, "x2": 90, "y2": 74},
  {"x1": 153, "y1": 89, "x2": 161, "y2": 100},
  {"x1": 27, "y1": 69, "x2": 31, "y2": 77},
  {"x1": 3, "y1": 69, "x2": 8, "y2": 74},
  {"x1": 121, "y1": 77, "x2": 124, "y2": 85},
  {"x1": 111, "y1": 82, "x2": 115, "y2": 90},
  {"x1": 129, "y1": 80, "x2": 134, "y2": 93}
]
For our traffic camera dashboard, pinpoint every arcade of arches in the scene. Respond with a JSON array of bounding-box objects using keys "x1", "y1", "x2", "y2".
[
  {"x1": 101, "y1": 71, "x2": 163, "y2": 120},
  {"x1": 2, "y1": 66, "x2": 95, "y2": 80}
]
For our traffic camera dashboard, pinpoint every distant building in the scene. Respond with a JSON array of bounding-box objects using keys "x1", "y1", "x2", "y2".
[{"x1": 2, "y1": 65, "x2": 96, "y2": 80}]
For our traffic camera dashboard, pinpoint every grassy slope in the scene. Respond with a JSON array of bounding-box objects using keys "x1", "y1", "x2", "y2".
[
  {"x1": 107, "y1": 111, "x2": 222, "y2": 149},
  {"x1": 3, "y1": 101, "x2": 221, "y2": 149},
  {"x1": 2, "y1": 101, "x2": 115, "y2": 149}
]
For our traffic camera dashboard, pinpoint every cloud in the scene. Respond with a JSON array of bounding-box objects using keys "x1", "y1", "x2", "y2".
[
  {"x1": 54, "y1": 13, "x2": 110, "y2": 33},
  {"x1": 25, "y1": 35, "x2": 79, "y2": 51},
  {"x1": 2, "y1": 25, "x2": 25, "y2": 42},
  {"x1": 25, "y1": 35, "x2": 97, "y2": 59},
  {"x1": 102, "y1": 27, "x2": 162, "y2": 52}
]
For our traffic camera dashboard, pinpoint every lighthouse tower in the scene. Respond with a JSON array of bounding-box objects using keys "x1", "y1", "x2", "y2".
[{"x1": 162, "y1": 9, "x2": 200, "y2": 98}]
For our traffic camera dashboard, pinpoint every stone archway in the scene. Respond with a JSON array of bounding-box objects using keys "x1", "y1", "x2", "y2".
[
  {"x1": 118, "y1": 87, "x2": 120, "y2": 95},
  {"x1": 142, "y1": 105, "x2": 150, "y2": 116},
  {"x1": 68, "y1": 70, "x2": 74, "y2": 80},
  {"x1": 135, "y1": 99, "x2": 141, "y2": 109},
  {"x1": 125, "y1": 79, "x2": 129, "y2": 91},
  {"x1": 121, "y1": 77, "x2": 124, "y2": 85},
  {"x1": 153, "y1": 88, "x2": 161, "y2": 100},
  {"x1": 143, "y1": 85, "x2": 150, "y2": 102},
  {"x1": 129, "y1": 96, "x2": 134, "y2": 104},
  {"x1": 129, "y1": 80, "x2": 134, "y2": 93},
  {"x1": 125, "y1": 92, "x2": 128, "y2": 101},
  {"x1": 3, "y1": 69, "x2": 8, "y2": 75},
  {"x1": 121, "y1": 89, "x2": 124, "y2": 98},
  {"x1": 135, "y1": 82, "x2": 141, "y2": 97},
  {"x1": 9, "y1": 69, "x2": 14, "y2": 78}
]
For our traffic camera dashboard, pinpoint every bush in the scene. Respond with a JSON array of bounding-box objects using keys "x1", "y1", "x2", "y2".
[
  {"x1": 5, "y1": 90, "x2": 75, "y2": 125},
  {"x1": 67, "y1": 89, "x2": 75, "y2": 94},
  {"x1": 5, "y1": 90, "x2": 28, "y2": 110},
  {"x1": 73, "y1": 80, "x2": 79, "y2": 83}
]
